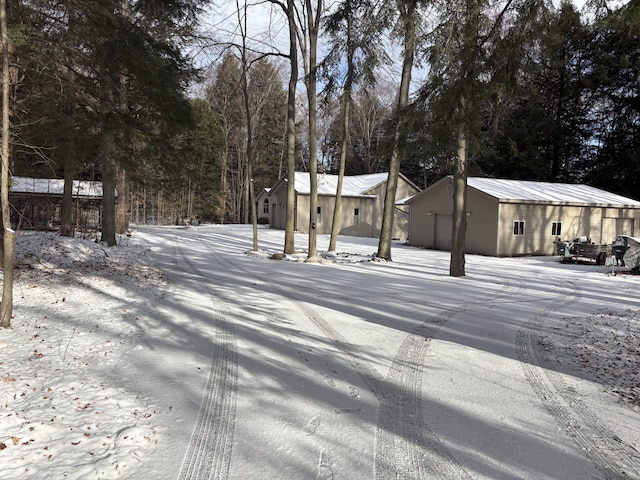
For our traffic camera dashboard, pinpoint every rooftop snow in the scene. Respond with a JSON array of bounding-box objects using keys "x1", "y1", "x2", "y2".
[
  {"x1": 11, "y1": 176, "x2": 106, "y2": 197},
  {"x1": 293, "y1": 172, "x2": 388, "y2": 196},
  {"x1": 468, "y1": 177, "x2": 640, "y2": 206}
]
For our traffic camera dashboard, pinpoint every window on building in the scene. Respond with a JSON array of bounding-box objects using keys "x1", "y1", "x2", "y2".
[
  {"x1": 552, "y1": 222, "x2": 562, "y2": 236},
  {"x1": 354, "y1": 208, "x2": 359, "y2": 224},
  {"x1": 317, "y1": 206, "x2": 321, "y2": 223},
  {"x1": 513, "y1": 221, "x2": 525, "y2": 236},
  {"x1": 263, "y1": 198, "x2": 269, "y2": 215}
]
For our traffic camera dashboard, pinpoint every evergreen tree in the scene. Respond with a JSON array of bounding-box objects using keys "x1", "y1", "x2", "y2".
[
  {"x1": 478, "y1": 3, "x2": 591, "y2": 183},
  {"x1": 376, "y1": 0, "x2": 424, "y2": 261},
  {"x1": 419, "y1": 0, "x2": 549, "y2": 276},
  {"x1": 179, "y1": 98, "x2": 224, "y2": 222},
  {"x1": 581, "y1": 1, "x2": 640, "y2": 199}
]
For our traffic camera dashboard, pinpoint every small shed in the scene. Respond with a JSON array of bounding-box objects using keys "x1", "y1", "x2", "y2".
[
  {"x1": 406, "y1": 176, "x2": 640, "y2": 256},
  {"x1": 10, "y1": 176, "x2": 109, "y2": 231},
  {"x1": 268, "y1": 172, "x2": 421, "y2": 240}
]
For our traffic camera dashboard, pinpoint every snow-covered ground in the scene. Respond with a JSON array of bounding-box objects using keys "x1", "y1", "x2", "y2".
[{"x1": 1, "y1": 225, "x2": 639, "y2": 479}]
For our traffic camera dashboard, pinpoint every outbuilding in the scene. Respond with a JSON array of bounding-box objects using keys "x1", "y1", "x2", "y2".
[
  {"x1": 406, "y1": 176, "x2": 640, "y2": 256},
  {"x1": 10, "y1": 176, "x2": 108, "y2": 231},
  {"x1": 267, "y1": 172, "x2": 421, "y2": 240}
]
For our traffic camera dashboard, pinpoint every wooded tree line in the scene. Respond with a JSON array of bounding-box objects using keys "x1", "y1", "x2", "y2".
[
  {"x1": 0, "y1": 0, "x2": 637, "y2": 325},
  {"x1": 4, "y1": 1, "x2": 636, "y2": 229},
  {"x1": 4, "y1": 0, "x2": 212, "y2": 235}
]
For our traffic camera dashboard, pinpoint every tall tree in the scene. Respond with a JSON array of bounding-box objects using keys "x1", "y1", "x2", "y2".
[
  {"x1": 424, "y1": 0, "x2": 546, "y2": 276},
  {"x1": 323, "y1": 0, "x2": 383, "y2": 251},
  {"x1": 475, "y1": 3, "x2": 590, "y2": 183},
  {"x1": 249, "y1": 59, "x2": 287, "y2": 193},
  {"x1": 180, "y1": 99, "x2": 224, "y2": 221},
  {"x1": 376, "y1": 0, "x2": 420, "y2": 261},
  {"x1": 0, "y1": 0, "x2": 13, "y2": 328},
  {"x1": 299, "y1": 0, "x2": 323, "y2": 258},
  {"x1": 205, "y1": 52, "x2": 286, "y2": 225},
  {"x1": 235, "y1": 0, "x2": 259, "y2": 249},
  {"x1": 275, "y1": 0, "x2": 299, "y2": 255},
  {"x1": 581, "y1": 0, "x2": 640, "y2": 199},
  {"x1": 46, "y1": 0, "x2": 203, "y2": 245},
  {"x1": 207, "y1": 54, "x2": 244, "y2": 223},
  {"x1": 326, "y1": 0, "x2": 356, "y2": 252},
  {"x1": 230, "y1": 1, "x2": 288, "y2": 249}
]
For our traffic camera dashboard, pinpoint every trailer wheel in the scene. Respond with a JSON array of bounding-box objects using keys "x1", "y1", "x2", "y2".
[{"x1": 596, "y1": 252, "x2": 607, "y2": 265}]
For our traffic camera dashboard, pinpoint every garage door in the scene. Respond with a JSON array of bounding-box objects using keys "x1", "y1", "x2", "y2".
[{"x1": 434, "y1": 214, "x2": 452, "y2": 250}]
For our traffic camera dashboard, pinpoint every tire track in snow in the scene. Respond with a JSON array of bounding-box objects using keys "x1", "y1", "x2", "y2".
[
  {"x1": 184, "y1": 232, "x2": 529, "y2": 479},
  {"x1": 223, "y1": 244, "x2": 530, "y2": 479},
  {"x1": 372, "y1": 271, "x2": 532, "y2": 480},
  {"x1": 374, "y1": 304, "x2": 473, "y2": 480},
  {"x1": 171, "y1": 242, "x2": 238, "y2": 480},
  {"x1": 516, "y1": 277, "x2": 640, "y2": 479}
]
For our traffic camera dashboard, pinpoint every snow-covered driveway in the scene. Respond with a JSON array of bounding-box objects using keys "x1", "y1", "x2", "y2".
[{"x1": 137, "y1": 225, "x2": 639, "y2": 479}]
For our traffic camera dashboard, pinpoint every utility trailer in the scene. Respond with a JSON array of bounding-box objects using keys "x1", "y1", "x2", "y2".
[{"x1": 554, "y1": 236, "x2": 611, "y2": 265}]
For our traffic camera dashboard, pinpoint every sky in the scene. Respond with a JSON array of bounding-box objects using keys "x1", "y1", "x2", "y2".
[{"x1": 192, "y1": 0, "x2": 629, "y2": 100}]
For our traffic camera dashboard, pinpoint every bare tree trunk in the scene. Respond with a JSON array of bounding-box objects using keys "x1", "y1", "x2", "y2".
[
  {"x1": 283, "y1": 0, "x2": 298, "y2": 254},
  {"x1": 115, "y1": 166, "x2": 128, "y2": 234},
  {"x1": 329, "y1": 5, "x2": 354, "y2": 253},
  {"x1": 377, "y1": 1, "x2": 416, "y2": 261},
  {"x1": 237, "y1": 0, "x2": 259, "y2": 250},
  {"x1": 60, "y1": 63, "x2": 76, "y2": 237},
  {"x1": 243, "y1": 158, "x2": 249, "y2": 224},
  {"x1": 157, "y1": 190, "x2": 162, "y2": 225},
  {"x1": 450, "y1": 124, "x2": 468, "y2": 277},
  {"x1": 60, "y1": 165, "x2": 74, "y2": 237},
  {"x1": 220, "y1": 146, "x2": 229, "y2": 223},
  {"x1": 100, "y1": 137, "x2": 117, "y2": 246},
  {"x1": 304, "y1": 0, "x2": 322, "y2": 258},
  {"x1": 115, "y1": 0, "x2": 129, "y2": 236},
  {"x1": 0, "y1": 0, "x2": 13, "y2": 327}
]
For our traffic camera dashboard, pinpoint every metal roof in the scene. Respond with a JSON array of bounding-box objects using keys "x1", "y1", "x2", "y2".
[
  {"x1": 467, "y1": 177, "x2": 640, "y2": 206},
  {"x1": 293, "y1": 172, "x2": 388, "y2": 196},
  {"x1": 11, "y1": 176, "x2": 107, "y2": 198}
]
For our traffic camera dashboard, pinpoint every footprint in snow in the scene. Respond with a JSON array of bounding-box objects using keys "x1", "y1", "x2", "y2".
[
  {"x1": 303, "y1": 415, "x2": 321, "y2": 436},
  {"x1": 323, "y1": 374, "x2": 336, "y2": 387}
]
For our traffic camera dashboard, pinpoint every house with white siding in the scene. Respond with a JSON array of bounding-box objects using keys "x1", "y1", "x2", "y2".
[{"x1": 406, "y1": 176, "x2": 640, "y2": 256}]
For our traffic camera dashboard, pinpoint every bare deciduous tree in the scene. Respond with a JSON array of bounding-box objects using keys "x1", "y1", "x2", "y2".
[
  {"x1": 299, "y1": 0, "x2": 323, "y2": 258},
  {"x1": 377, "y1": 0, "x2": 419, "y2": 261},
  {"x1": 0, "y1": 0, "x2": 14, "y2": 327}
]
